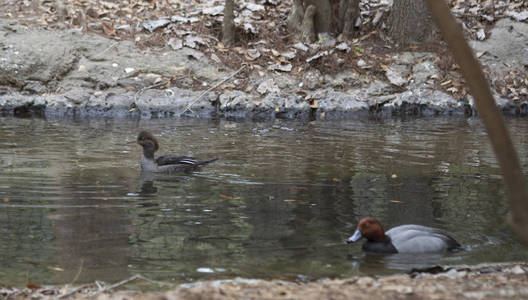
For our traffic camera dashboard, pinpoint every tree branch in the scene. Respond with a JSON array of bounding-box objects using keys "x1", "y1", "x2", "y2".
[{"x1": 179, "y1": 65, "x2": 246, "y2": 117}]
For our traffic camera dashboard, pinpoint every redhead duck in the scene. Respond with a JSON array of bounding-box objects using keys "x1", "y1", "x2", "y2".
[
  {"x1": 347, "y1": 217, "x2": 460, "y2": 253},
  {"x1": 130, "y1": 131, "x2": 217, "y2": 173}
]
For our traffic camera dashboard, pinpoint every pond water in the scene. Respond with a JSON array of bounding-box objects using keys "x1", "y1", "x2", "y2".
[{"x1": 1, "y1": 116, "x2": 527, "y2": 287}]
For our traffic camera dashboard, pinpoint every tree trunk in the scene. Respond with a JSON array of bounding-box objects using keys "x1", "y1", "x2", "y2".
[
  {"x1": 338, "y1": 0, "x2": 360, "y2": 38},
  {"x1": 286, "y1": 0, "x2": 359, "y2": 43},
  {"x1": 223, "y1": 0, "x2": 235, "y2": 46},
  {"x1": 387, "y1": 0, "x2": 437, "y2": 45}
]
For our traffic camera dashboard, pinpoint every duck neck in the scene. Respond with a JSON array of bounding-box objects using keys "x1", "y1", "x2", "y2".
[
  {"x1": 372, "y1": 232, "x2": 387, "y2": 242},
  {"x1": 141, "y1": 144, "x2": 156, "y2": 160},
  {"x1": 140, "y1": 143, "x2": 157, "y2": 171}
]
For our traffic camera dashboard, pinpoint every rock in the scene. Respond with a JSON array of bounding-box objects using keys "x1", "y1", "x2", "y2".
[
  {"x1": 383, "y1": 88, "x2": 465, "y2": 115},
  {"x1": 317, "y1": 32, "x2": 336, "y2": 48},
  {"x1": 508, "y1": 265, "x2": 525, "y2": 275},
  {"x1": 318, "y1": 90, "x2": 368, "y2": 112},
  {"x1": 268, "y1": 63, "x2": 292, "y2": 72},
  {"x1": 23, "y1": 81, "x2": 47, "y2": 94},
  {"x1": 381, "y1": 284, "x2": 413, "y2": 294},
  {"x1": 355, "y1": 277, "x2": 374, "y2": 287},
  {"x1": 63, "y1": 88, "x2": 90, "y2": 105},
  {"x1": 357, "y1": 59, "x2": 369, "y2": 69},
  {"x1": 257, "y1": 79, "x2": 280, "y2": 95},
  {"x1": 385, "y1": 67, "x2": 407, "y2": 87},
  {"x1": 476, "y1": 28, "x2": 486, "y2": 40},
  {"x1": 394, "y1": 52, "x2": 436, "y2": 65},
  {"x1": 471, "y1": 19, "x2": 528, "y2": 75},
  {"x1": 363, "y1": 80, "x2": 395, "y2": 97},
  {"x1": 506, "y1": 11, "x2": 528, "y2": 22},
  {"x1": 302, "y1": 70, "x2": 322, "y2": 90},
  {"x1": 326, "y1": 71, "x2": 361, "y2": 88},
  {"x1": 412, "y1": 61, "x2": 440, "y2": 86},
  {"x1": 336, "y1": 42, "x2": 350, "y2": 52}
]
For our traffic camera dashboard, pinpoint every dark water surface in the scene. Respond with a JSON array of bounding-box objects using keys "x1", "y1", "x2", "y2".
[{"x1": 1, "y1": 116, "x2": 527, "y2": 287}]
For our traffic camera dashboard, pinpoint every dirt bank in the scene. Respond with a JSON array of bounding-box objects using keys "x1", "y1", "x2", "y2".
[
  {"x1": 2, "y1": 262, "x2": 527, "y2": 299},
  {"x1": 0, "y1": 3, "x2": 527, "y2": 119}
]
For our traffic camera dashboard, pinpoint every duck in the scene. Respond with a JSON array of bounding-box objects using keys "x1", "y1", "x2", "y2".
[
  {"x1": 130, "y1": 131, "x2": 217, "y2": 173},
  {"x1": 346, "y1": 217, "x2": 460, "y2": 253}
]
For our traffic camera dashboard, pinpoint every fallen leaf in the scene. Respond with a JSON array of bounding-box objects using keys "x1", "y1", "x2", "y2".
[
  {"x1": 203, "y1": 5, "x2": 224, "y2": 16},
  {"x1": 47, "y1": 266, "x2": 65, "y2": 272},
  {"x1": 246, "y1": 48, "x2": 261, "y2": 61},
  {"x1": 219, "y1": 194, "x2": 235, "y2": 200},
  {"x1": 27, "y1": 284, "x2": 41, "y2": 290},
  {"x1": 268, "y1": 63, "x2": 292, "y2": 72}
]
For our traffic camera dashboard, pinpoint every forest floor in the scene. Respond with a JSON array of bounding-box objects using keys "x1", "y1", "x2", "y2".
[{"x1": 0, "y1": 0, "x2": 527, "y2": 118}]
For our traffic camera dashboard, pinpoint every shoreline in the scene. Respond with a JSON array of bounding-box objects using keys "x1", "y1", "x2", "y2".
[
  {"x1": 2, "y1": 261, "x2": 527, "y2": 299},
  {"x1": 1, "y1": 18, "x2": 527, "y2": 120}
]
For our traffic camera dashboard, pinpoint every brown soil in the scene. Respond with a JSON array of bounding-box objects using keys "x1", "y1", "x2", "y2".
[
  {"x1": 1, "y1": 0, "x2": 527, "y2": 102},
  {"x1": 2, "y1": 263, "x2": 528, "y2": 299}
]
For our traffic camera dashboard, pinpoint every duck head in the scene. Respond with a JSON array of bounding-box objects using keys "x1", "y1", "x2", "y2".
[
  {"x1": 131, "y1": 131, "x2": 159, "y2": 159},
  {"x1": 347, "y1": 217, "x2": 387, "y2": 243}
]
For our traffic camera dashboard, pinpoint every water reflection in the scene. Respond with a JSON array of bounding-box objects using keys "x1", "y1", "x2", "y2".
[
  {"x1": 355, "y1": 252, "x2": 460, "y2": 274},
  {"x1": 0, "y1": 116, "x2": 527, "y2": 287}
]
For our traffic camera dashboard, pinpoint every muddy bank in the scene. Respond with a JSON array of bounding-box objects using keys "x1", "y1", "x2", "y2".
[
  {"x1": 1, "y1": 18, "x2": 527, "y2": 120},
  {"x1": 2, "y1": 262, "x2": 527, "y2": 299}
]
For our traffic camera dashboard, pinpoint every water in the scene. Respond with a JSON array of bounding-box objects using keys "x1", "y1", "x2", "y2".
[{"x1": 0, "y1": 116, "x2": 527, "y2": 287}]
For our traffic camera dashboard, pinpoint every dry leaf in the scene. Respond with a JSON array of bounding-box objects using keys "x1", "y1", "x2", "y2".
[
  {"x1": 47, "y1": 266, "x2": 65, "y2": 272},
  {"x1": 219, "y1": 194, "x2": 235, "y2": 200}
]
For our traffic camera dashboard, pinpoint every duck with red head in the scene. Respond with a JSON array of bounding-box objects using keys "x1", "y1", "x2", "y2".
[
  {"x1": 131, "y1": 131, "x2": 218, "y2": 173},
  {"x1": 347, "y1": 217, "x2": 460, "y2": 254}
]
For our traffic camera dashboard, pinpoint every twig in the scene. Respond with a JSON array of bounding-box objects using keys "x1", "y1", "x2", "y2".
[
  {"x1": 134, "y1": 274, "x2": 172, "y2": 286},
  {"x1": 93, "y1": 42, "x2": 119, "y2": 59},
  {"x1": 71, "y1": 259, "x2": 84, "y2": 285},
  {"x1": 133, "y1": 80, "x2": 170, "y2": 103},
  {"x1": 88, "y1": 274, "x2": 170, "y2": 297},
  {"x1": 179, "y1": 65, "x2": 246, "y2": 117},
  {"x1": 89, "y1": 274, "x2": 141, "y2": 296},
  {"x1": 57, "y1": 284, "x2": 91, "y2": 299}
]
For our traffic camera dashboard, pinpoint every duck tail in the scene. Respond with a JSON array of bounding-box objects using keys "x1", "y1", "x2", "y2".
[{"x1": 197, "y1": 158, "x2": 219, "y2": 166}]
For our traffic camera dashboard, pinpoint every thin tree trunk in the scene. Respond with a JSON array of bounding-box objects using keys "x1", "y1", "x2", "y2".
[
  {"x1": 388, "y1": 0, "x2": 436, "y2": 45},
  {"x1": 425, "y1": 0, "x2": 528, "y2": 245},
  {"x1": 223, "y1": 0, "x2": 235, "y2": 46}
]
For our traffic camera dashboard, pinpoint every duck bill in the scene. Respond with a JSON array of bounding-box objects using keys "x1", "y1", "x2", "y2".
[
  {"x1": 346, "y1": 229, "x2": 363, "y2": 243},
  {"x1": 127, "y1": 140, "x2": 137, "y2": 144}
]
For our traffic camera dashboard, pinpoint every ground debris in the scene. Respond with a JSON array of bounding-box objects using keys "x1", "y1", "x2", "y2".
[
  {"x1": 2, "y1": 262, "x2": 528, "y2": 300},
  {"x1": 0, "y1": 0, "x2": 526, "y2": 103}
]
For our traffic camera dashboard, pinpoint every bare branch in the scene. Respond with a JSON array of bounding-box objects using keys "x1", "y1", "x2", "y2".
[{"x1": 179, "y1": 65, "x2": 246, "y2": 117}]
